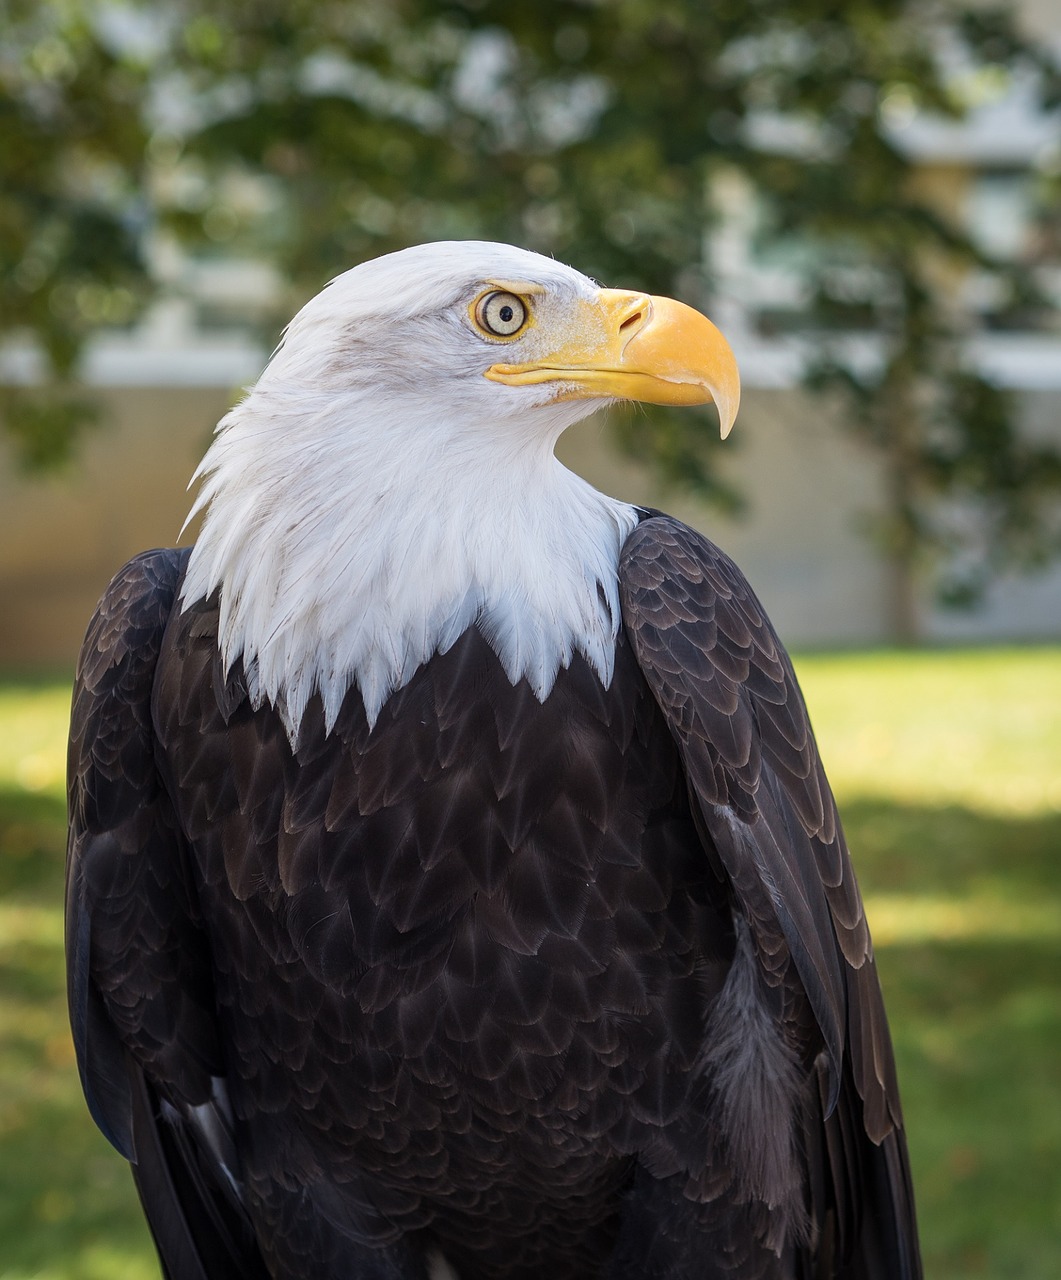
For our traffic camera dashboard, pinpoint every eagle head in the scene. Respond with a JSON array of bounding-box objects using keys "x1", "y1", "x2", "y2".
[
  {"x1": 182, "y1": 241, "x2": 740, "y2": 739},
  {"x1": 258, "y1": 239, "x2": 739, "y2": 440}
]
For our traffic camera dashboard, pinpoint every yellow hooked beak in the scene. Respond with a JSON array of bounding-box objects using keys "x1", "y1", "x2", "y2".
[{"x1": 484, "y1": 289, "x2": 740, "y2": 438}]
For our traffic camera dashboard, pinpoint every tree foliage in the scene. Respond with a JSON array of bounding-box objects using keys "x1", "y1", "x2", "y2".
[
  {"x1": 2, "y1": 0, "x2": 1060, "y2": 626},
  {"x1": 0, "y1": 0, "x2": 152, "y2": 467}
]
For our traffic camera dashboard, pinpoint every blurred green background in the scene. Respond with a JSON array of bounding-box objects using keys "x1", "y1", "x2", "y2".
[
  {"x1": 3, "y1": 1, "x2": 1061, "y2": 1275},
  {"x1": 1, "y1": 651, "x2": 1059, "y2": 1279}
]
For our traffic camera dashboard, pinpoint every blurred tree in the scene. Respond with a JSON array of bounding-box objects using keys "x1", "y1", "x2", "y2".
[
  {"x1": 0, "y1": 0, "x2": 153, "y2": 468},
  {"x1": 2, "y1": 0, "x2": 1059, "y2": 631}
]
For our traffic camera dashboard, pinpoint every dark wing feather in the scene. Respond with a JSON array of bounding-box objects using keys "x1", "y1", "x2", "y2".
[
  {"x1": 620, "y1": 515, "x2": 920, "y2": 1278},
  {"x1": 66, "y1": 549, "x2": 268, "y2": 1279}
]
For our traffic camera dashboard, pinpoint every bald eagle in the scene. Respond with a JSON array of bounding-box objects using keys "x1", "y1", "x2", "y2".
[{"x1": 67, "y1": 242, "x2": 920, "y2": 1280}]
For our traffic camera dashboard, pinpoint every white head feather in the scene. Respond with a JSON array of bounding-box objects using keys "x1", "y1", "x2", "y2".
[{"x1": 181, "y1": 241, "x2": 638, "y2": 741}]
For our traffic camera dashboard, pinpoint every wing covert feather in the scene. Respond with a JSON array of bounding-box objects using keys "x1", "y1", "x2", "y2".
[
  {"x1": 620, "y1": 517, "x2": 920, "y2": 1275},
  {"x1": 66, "y1": 548, "x2": 267, "y2": 1279},
  {"x1": 619, "y1": 516, "x2": 897, "y2": 1134}
]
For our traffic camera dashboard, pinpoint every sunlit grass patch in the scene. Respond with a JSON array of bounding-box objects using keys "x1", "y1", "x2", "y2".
[
  {"x1": 794, "y1": 647, "x2": 1061, "y2": 816},
  {"x1": 0, "y1": 679, "x2": 71, "y2": 802},
  {"x1": 865, "y1": 891, "x2": 1061, "y2": 946}
]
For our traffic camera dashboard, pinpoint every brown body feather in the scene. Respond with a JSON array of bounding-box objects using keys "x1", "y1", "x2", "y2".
[{"x1": 67, "y1": 516, "x2": 920, "y2": 1279}]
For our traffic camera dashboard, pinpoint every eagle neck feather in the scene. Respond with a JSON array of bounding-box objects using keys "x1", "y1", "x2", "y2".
[{"x1": 181, "y1": 388, "x2": 638, "y2": 742}]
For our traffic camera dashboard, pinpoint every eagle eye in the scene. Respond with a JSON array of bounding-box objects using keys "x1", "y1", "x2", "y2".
[{"x1": 474, "y1": 290, "x2": 529, "y2": 339}]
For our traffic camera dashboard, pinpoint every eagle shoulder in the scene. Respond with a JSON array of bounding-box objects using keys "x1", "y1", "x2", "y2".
[
  {"x1": 619, "y1": 515, "x2": 919, "y2": 1274},
  {"x1": 67, "y1": 548, "x2": 266, "y2": 1279},
  {"x1": 67, "y1": 548, "x2": 197, "y2": 1145},
  {"x1": 620, "y1": 516, "x2": 887, "y2": 1110}
]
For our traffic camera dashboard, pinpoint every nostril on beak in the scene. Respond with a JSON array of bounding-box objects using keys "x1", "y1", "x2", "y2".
[{"x1": 619, "y1": 310, "x2": 644, "y2": 333}]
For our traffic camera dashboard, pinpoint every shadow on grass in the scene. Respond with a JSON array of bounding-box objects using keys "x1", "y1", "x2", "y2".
[
  {"x1": 0, "y1": 788, "x2": 1058, "y2": 1278},
  {"x1": 0, "y1": 785, "x2": 66, "y2": 898},
  {"x1": 842, "y1": 796, "x2": 1061, "y2": 900},
  {"x1": 0, "y1": 789, "x2": 158, "y2": 1278},
  {"x1": 839, "y1": 798, "x2": 1061, "y2": 1280}
]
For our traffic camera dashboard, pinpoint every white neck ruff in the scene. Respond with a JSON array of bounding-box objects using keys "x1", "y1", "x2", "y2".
[{"x1": 181, "y1": 387, "x2": 638, "y2": 743}]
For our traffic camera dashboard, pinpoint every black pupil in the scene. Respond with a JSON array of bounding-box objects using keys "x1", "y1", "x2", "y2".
[{"x1": 499, "y1": 304, "x2": 514, "y2": 323}]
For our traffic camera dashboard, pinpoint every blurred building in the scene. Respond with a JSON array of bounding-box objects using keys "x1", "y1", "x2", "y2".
[{"x1": 2, "y1": 20, "x2": 1060, "y2": 667}]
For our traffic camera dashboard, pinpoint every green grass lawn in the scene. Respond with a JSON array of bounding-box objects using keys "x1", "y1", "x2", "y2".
[{"x1": 1, "y1": 650, "x2": 1059, "y2": 1278}]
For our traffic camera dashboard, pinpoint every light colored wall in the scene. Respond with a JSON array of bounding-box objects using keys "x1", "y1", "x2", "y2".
[
  {"x1": 558, "y1": 390, "x2": 894, "y2": 646},
  {"x1": 0, "y1": 386, "x2": 226, "y2": 668},
  {"x1": 564, "y1": 388, "x2": 1061, "y2": 647}
]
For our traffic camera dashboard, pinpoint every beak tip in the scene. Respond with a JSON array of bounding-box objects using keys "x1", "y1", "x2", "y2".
[{"x1": 717, "y1": 391, "x2": 739, "y2": 440}]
